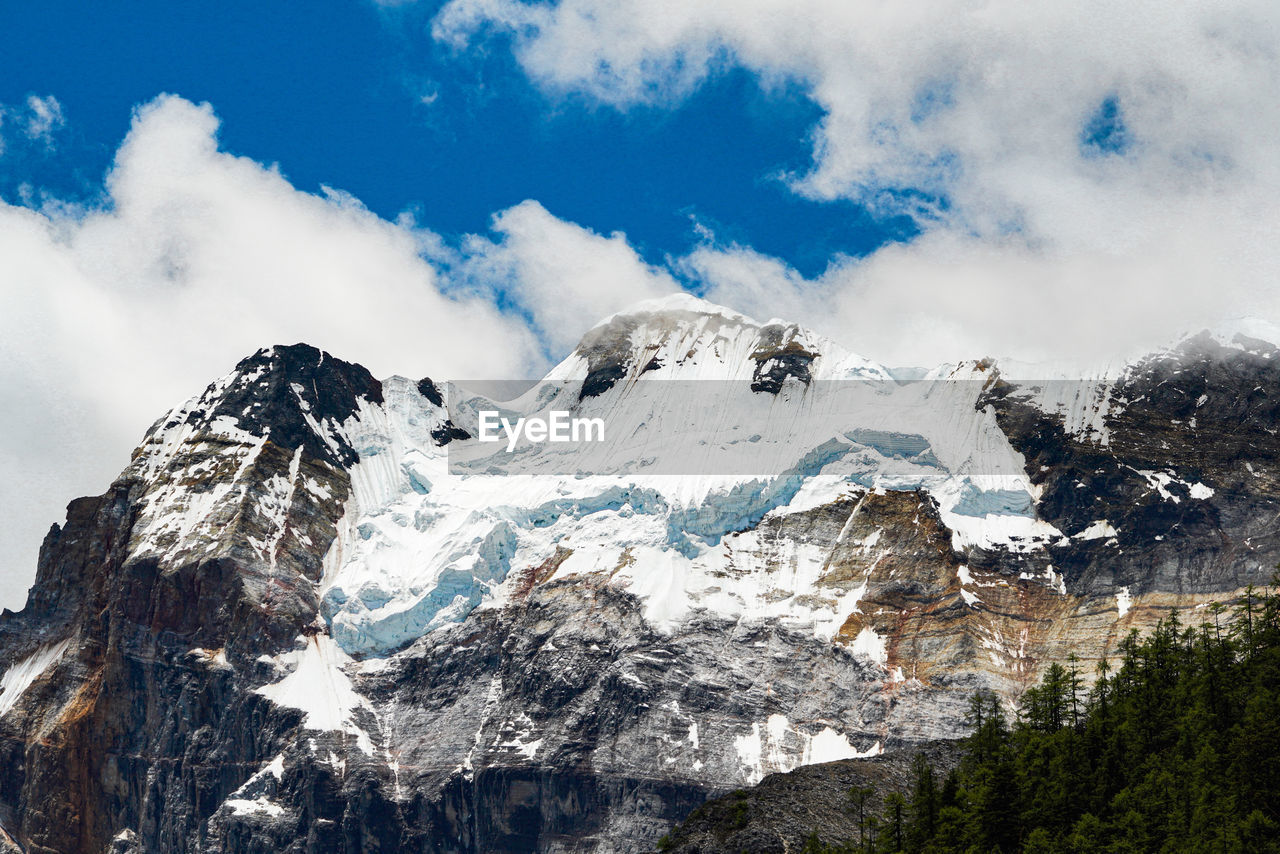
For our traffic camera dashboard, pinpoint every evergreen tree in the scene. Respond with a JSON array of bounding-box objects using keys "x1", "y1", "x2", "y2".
[
  {"x1": 905, "y1": 753, "x2": 938, "y2": 852},
  {"x1": 848, "y1": 785, "x2": 875, "y2": 852}
]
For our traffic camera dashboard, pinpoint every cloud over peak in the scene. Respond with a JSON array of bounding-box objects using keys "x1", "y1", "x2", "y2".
[{"x1": 434, "y1": 0, "x2": 1280, "y2": 363}]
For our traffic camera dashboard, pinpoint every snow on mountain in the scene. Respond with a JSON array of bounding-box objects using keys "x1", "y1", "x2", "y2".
[
  {"x1": 316, "y1": 298, "x2": 1055, "y2": 656},
  {"x1": 111, "y1": 301, "x2": 1275, "y2": 662}
]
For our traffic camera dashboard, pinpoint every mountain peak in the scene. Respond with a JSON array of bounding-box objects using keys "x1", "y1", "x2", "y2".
[
  {"x1": 139, "y1": 343, "x2": 383, "y2": 471},
  {"x1": 1189, "y1": 317, "x2": 1280, "y2": 356},
  {"x1": 557, "y1": 293, "x2": 890, "y2": 398},
  {"x1": 602, "y1": 291, "x2": 759, "y2": 325}
]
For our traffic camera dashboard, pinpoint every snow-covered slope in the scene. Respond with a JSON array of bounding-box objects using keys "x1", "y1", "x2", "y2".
[{"x1": 319, "y1": 295, "x2": 1057, "y2": 656}]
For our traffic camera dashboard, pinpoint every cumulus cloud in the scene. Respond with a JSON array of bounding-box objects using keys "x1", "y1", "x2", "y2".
[
  {"x1": 446, "y1": 199, "x2": 678, "y2": 354},
  {"x1": 691, "y1": 230, "x2": 1253, "y2": 369},
  {"x1": 434, "y1": 0, "x2": 1280, "y2": 202},
  {"x1": 436, "y1": 0, "x2": 1280, "y2": 363},
  {"x1": 0, "y1": 95, "x2": 644, "y2": 609}
]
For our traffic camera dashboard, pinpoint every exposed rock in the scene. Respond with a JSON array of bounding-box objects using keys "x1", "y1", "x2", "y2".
[
  {"x1": 749, "y1": 324, "x2": 819, "y2": 394},
  {"x1": 980, "y1": 332, "x2": 1280, "y2": 596},
  {"x1": 651, "y1": 741, "x2": 965, "y2": 854}
]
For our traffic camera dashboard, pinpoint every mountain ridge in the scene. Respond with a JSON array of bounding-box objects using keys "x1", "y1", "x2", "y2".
[{"x1": 0, "y1": 297, "x2": 1277, "y2": 853}]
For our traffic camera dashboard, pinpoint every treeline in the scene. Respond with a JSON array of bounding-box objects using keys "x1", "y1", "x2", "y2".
[{"x1": 805, "y1": 583, "x2": 1280, "y2": 853}]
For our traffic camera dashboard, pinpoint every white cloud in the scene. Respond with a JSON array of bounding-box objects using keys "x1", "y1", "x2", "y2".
[
  {"x1": 0, "y1": 94, "x2": 66, "y2": 157},
  {"x1": 694, "y1": 229, "x2": 1257, "y2": 369},
  {"x1": 434, "y1": 0, "x2": 1280, "y2": 202},
  {"x1": 22, "y1": 95, "x2": 64, "y2": 145},
  {"x1": 679, "y1": 239, "x2": 816, "y2": 328},
  {"x1": 0, "y1": 95, "x2": 568, "y2": 609},
  {"x1": 436, "y1": 0, "x2": 1280, "y2": 363},
  {"x1": 449, "y1": 199, "x2": 678, "y2": 354}
]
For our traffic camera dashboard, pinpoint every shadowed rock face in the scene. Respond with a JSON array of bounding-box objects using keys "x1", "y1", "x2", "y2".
[
  {"x1": 0, "y1": 318, "x2": 1277, "y2": 854},
  {"x1": 167, "y1": 343, "x2": 383, "y2": 469},
  {"x1": 651, "y1": 740, "x2": 966, "y2": 854},
  {"x1": 749, "y1": 325, "x2": 819, "y2": 394},
  {"x1": 981, "y1": 333, "x2": 1280, "y2": 596},
  {"x1": 417, "y1": 378, "x2": 473, "y2": 445},
  {"x1": 575, "y1": 313, "x2": 644, "y2": 401},
  {"x1": 0, "y1": 345, "x2": 370, "y2": 854}
]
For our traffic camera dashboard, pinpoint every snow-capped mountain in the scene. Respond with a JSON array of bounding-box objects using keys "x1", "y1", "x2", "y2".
[{"x1": 1, "y1": 295, "x2": 1277, "y2": 853}]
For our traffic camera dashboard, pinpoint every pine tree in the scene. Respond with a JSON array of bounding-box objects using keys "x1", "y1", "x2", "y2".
[
  {"x1": 848, "y1": 785, "x2": 875, "y2": 852},
  {"x1": 905, "y1": 753, "x2": 938, "y2": 852},
  {"x1": 879, "y1": 792, "x2": 906, "y2": 854}
]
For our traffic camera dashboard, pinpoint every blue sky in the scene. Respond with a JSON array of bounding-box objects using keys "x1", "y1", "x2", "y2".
[
  {"x1": 1, "y1": 0, "x2": 1277, "y2": 609},
  {"x1": 0, "y1": 0, "x2": 914, "y2": 280}
]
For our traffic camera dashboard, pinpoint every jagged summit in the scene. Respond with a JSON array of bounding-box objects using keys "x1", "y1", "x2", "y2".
[
  {"x1": 552, "y1": 292, "x2": 892, "y2": 398},
  {"x1": 1190, "y1": 316, "x2": 1280, "y2": 354},
  {"x1": 1145, "y1": 322, "x2": 1280, "y2": 371},
  {"x1": 139, "y1": 343, "x2": 384, "y2": 470}
]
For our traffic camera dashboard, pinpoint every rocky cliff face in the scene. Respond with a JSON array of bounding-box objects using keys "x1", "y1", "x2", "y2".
[
  {"x1": 650, "y1": 740, "x2": 967, "y2": 854},
  {"x1": 0, "y1": 344, "x2": 373, "y2": 854},
  {"x1": 0, "y1": 297, "x2": 1275, "y2": 853}
]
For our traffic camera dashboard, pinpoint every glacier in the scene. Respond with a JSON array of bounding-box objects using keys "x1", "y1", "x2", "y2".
[{"x1": 309, "y1": 295, "x2": 1063, "y2": 656}]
